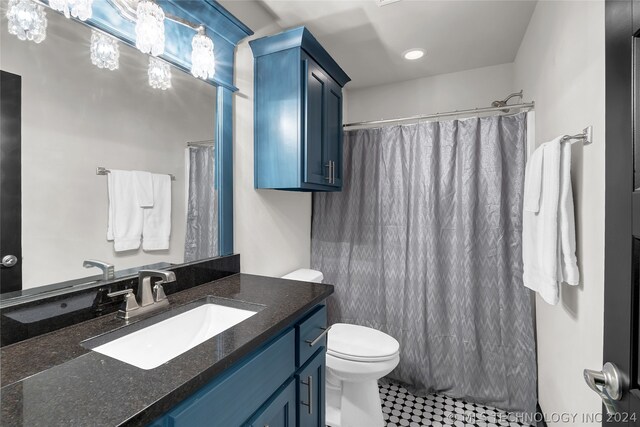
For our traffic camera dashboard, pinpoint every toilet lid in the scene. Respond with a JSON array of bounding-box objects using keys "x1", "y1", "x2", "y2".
[{"x1": 327, "y1": 323, "x2": 400, "y2": 362}]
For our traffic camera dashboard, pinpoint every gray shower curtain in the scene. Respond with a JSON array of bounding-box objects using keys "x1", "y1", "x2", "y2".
[
  {"x1": 311, "y1": 113, "x2": 536, "y2": 415},
  {"x1": 184, "y1": 145, "x2": 218, "y2": 262}
]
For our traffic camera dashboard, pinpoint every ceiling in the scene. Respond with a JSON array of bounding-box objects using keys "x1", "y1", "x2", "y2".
[{"x1": 219, "y1": 0, "x2": 537, "y2": 90}]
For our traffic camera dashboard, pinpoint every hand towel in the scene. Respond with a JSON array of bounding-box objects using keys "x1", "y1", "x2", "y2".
[
  {"x1": 106, "y1": 170, "x2": 143, "y2": 252},
  {"x1": 522, "y1": 138, "x2": 562, "y2": 305},
  {"x1": 132, "y1": 170, "x2": 154, "y2": 208},
  {"x1": 142, "y1": 174, "x2": 172, "y2": 251}
]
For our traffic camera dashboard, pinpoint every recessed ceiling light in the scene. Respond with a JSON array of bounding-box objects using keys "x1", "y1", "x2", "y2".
[{"x1": 403, "y1": 49, "x2": 425, "y2": 61}]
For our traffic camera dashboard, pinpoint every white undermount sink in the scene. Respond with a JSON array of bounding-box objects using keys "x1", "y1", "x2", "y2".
[{"x1": 91, "y1": 302, "x2": 258, "y2": 370}]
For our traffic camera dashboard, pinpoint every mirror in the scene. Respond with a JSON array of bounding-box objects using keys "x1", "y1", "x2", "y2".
[{"x1": 0, "y1": 5, "x2": 219, "y2": 301}]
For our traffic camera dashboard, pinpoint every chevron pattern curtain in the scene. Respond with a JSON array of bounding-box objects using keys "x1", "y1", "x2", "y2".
[
  {"x1": 184, "y1": 145, "x2": 218, "y2": 262},
  {"x1": 311, "y1": 112, "x2": 536, "y2": 415}
]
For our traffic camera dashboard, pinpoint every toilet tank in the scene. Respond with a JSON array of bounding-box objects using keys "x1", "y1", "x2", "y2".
[{"x1": 282, "y1": 269, "x2": 324, "y2": 283}]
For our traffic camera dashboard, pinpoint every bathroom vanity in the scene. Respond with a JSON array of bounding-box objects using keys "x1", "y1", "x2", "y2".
[{"x1": 0, "y1": 272, "x2": 333, "y2": 426}]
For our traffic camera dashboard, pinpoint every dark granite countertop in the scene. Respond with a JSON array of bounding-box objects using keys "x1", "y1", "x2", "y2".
[{"x1": 0, "y1": 273, "x2": 333, "y2": 426}]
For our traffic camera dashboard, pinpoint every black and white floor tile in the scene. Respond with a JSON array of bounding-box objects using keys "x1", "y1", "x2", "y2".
[{"x1": 379, "y1": 381, "x2": 532, "y2": 427}]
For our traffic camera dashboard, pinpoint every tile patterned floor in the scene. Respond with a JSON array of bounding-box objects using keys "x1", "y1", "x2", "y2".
[{"x1": 379, "y1": 381, "x2": 531, "y2": 427}]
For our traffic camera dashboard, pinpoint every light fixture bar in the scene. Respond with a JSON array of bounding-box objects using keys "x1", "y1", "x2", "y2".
[{"x1": 107, "y1": 0, "x2": 202, "y2": 31}]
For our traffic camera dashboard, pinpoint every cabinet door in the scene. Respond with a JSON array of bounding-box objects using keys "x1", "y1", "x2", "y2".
[
  {"x1": 296, "y1": 348, "x2": 326, "y2": 427},
  {"x1": 302, "y1": 55, "x2": 329, "y2": 186},
  {"x1": 325, "y1": 78, "x2": 343, "y2": 188},
  {"x1": 246, "y1": 379, "x2": 296, "y2": 427}
]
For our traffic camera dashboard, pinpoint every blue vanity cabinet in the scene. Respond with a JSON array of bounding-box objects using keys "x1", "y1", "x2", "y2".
[
  {"x1": 149, "y1": 304, "x2": 328, "y2": 427},
  {"x1": 250, "y1": 27, "x2": 350, "y2": 192},
  {"x1": 245, "y1": 379, "x2": 296, "y2": 427}
]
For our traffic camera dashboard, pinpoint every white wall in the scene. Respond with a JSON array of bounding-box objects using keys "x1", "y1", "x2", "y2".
[
  {"x1": 513, "y1": 1, "x2": 606, "y2": 422},
  {"x1": 345, "y1": 63, "x2": 514, "y2": 123},
  {"x1": 1, "y1": 11, "x2": 216, "y2": 288},
  {"x1": 233, "y1": 28, "x2": 312, "y2": 277}
]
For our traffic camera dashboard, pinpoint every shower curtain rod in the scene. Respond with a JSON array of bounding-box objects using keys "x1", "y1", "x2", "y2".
[
  {"x1": 187, "y1": 140, "x2": 215, "y2": 147},
  {"x1": 342, "y1": 102, "x2": 535, "y2": 129}
]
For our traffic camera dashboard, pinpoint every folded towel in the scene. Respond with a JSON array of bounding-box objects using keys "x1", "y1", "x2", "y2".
[
  {"x1": 523, "y1": 141, "x2": 544, "y2": 213},
  {"x1": 142, "y1": 174, "x2": 172, "y2": 251},
  {"x1": 132, "y1": 170, "x2": 154, "y2": 208},
  {"x1": 522, "y1": 137, "x2": 580, "y2": 305},
  {"x1": 558, "y1": 140, "x2": 579, "y2": 286},
  {"x1": 107, "y1": 170, "x2": 143, "y2": 252}
]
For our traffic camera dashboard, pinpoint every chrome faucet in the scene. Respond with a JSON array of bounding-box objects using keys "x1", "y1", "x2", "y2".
[
  {"x1": 137, "y1": 270, "x2": 175, "y2": 307},
  {"x1": 107, "y1": 269, "x2": 175, "y2": 320},
  {"x1": 83, "y1": 259, "x2": 115, "y2": 281}
]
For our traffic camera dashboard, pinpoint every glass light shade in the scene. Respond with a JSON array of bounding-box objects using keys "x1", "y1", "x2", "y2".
[
  {"x1": 49, "y1": 0, "x2": 93, "y2": 21},
  {"x1": 191, "y1": 32, "x2": 215, "y2": 80},
  {"x1": 90, "y1": 30, "x2": 119, "y2": 70},
  {"x1": 148, "y1": 57, "x2": 171, "y2": 90},
  {"x1": 6, "y1": 0, "x2": 47, "y2": 43},
  {"x1": 135, "y1": 0, "x2": 165, "y2": 57}
]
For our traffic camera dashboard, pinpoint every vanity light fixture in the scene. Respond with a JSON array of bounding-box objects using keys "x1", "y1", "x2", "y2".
[
  {"x1": 403, "y1": 48, "x2": 425, "y2": 60},
  {"x1": 135, "y1": 0, "x2": 165, "y2": 57},
  {"x1": 49, "y1": 0, "x2": 93, "y2": 21},
  {"x1": 191, "y1": 26, "x2": 215, "y2": 80},
  {"x1": 148, "y1": 56, "x2": 171, "y2": 90},
  {"x1": 6, "y1": 0, "x2": 47, "y2": 43},
  {"x1": 90, "y1": 30, "x2": 119, "y2": 70}
]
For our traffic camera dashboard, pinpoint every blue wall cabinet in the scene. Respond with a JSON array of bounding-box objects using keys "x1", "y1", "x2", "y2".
[
  {"x1": 150, "y1": 304, "x2": 328, "y2": 427},
  {"x1": 250, "y1": 27, "x2": 350, "y2": 191}
]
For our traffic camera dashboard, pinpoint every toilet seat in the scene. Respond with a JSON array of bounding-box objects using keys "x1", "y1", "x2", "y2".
[{"x1": 327, "y1": 323, "x2": 400, "y2": 362}]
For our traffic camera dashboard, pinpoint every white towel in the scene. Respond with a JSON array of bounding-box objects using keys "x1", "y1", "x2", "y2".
[
  {"x1": 142, "y1": 174, "x2": 172, "y2": 251},
  {"x1": 132, "y1": 170, "x2": 154, "y2": 208},
  {"x1": 558, "y1": 141, "x2": 579, "y2": 286},
  {"x1": 107, "y1": 170, "x2": 143, "y2": 252},
  {"x1": 522, "y1": 137, "x2": 579, "y2": 305}
]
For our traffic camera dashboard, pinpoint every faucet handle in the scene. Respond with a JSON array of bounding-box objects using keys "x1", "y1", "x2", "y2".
[
  {"x1": 107, "y1": 289, "x2": 139, "y2": 313},
  {"x1": 153, "y1": 283, "x2": 168, "y2": 302}
]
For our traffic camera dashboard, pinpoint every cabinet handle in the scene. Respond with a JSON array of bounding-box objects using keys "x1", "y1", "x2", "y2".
[
  {"x1": 331, "y1": 161, "x2": 334, "y2": 183},
  {"x1": 305, "y1": 325, "x2": 331, "y2": 347},
  {"x1": 301, "y1": 375, "x2": 313, "y2": 415},
  {"x1": 331, "y1": 160, "x2": 336, "y2": 184},
  {"x1": 325, "y1": 162, "x2": 331, "y2": 181}
]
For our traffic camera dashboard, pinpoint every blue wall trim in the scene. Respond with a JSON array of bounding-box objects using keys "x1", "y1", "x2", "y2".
[{"x1": 216, "y1": 87, "x2": 234, "y2": 256}]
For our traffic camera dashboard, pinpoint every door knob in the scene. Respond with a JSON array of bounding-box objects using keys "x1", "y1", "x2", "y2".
[
  {"x1": 1, "y1": 255, "x2": 18, "y2": 268},
  {"x1": 584, "y1": 362, "x2": 624, "y2": 415}
]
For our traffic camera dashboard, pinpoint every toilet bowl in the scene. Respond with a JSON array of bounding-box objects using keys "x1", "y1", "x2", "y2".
[
  {"x1": 282, "y1": 270, "x2": 401, "y2": 427},
  {"x1": 325, "y1": 323, "x2": 400, "y2": 427}
]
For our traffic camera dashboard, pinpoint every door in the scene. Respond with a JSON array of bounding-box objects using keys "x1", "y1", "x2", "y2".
[
  {"x1": 585, "y1": 0, "x2": 640, "y2": 423},
  {"x1": 296, "y1": 348, "x2": 326, "y2": 427},
  {"x1": 246, "y1": 379, "x2": 296, "y2": 427},
  {"x1": 303, "y1": 54, "x2": 328, "y2": 186},
  {"x1": 0, "y1": 70, "x2": 22, "y2": 293}
]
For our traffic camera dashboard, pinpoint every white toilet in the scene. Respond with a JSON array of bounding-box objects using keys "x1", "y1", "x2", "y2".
[{"x1": 282, "y1": 269, "x2": 400, "y2": 427}]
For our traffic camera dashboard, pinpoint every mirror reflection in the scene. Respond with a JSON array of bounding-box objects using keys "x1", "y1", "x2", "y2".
[{"x1": 0, "y1": 6, "x2": 219, "y2": 300}]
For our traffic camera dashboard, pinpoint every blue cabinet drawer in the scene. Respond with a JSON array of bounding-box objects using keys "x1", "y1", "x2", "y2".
[
  {"x1": 296, "y1": 305, "x2": 327, "y2": 368},
  {"x1": 163, "y1": 329, "x2": 295, "y2": 427},
  {"x1": 244, "y1": 378, "x2": 296, "y2": 427}
]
